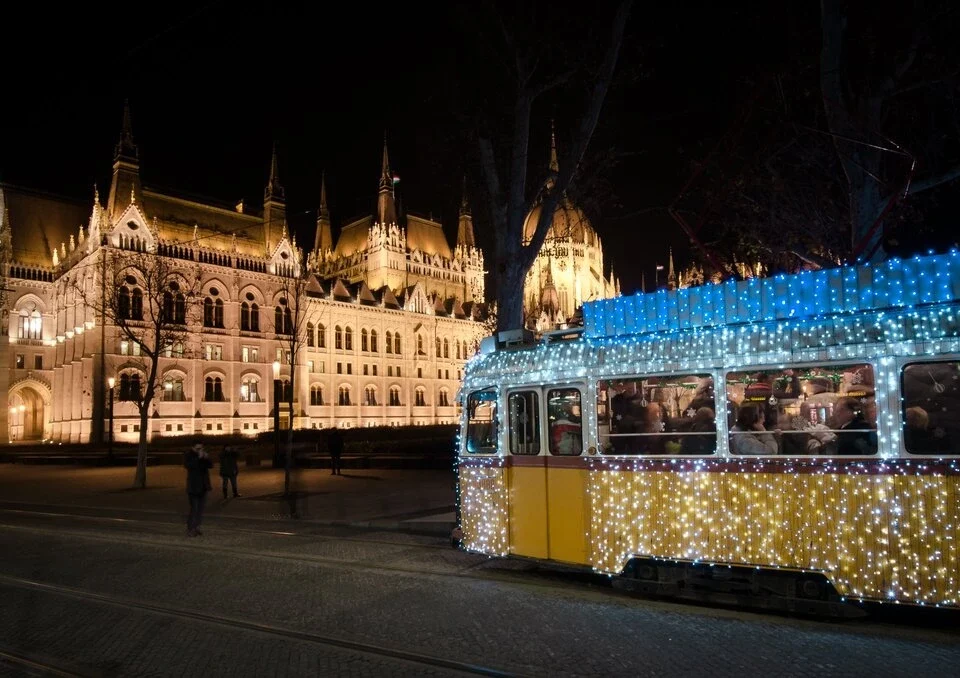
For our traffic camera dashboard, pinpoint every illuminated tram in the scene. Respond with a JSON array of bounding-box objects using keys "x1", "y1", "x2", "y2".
[{"x1": 456, "y1": 251, "x2": 960, "y2": 614}]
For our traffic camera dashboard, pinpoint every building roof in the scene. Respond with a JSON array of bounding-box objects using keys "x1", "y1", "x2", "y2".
[
  {"x1": 523, "y1": 199, "x2": 599, "y2": 248},
  {"x1": 143, "y1": 190, "x2": 265, "y2": 257},
  {"x1": 406, "y1": 215, "x2": 452, "y2": 259},
  {"x1": 1, "y1": 184, "x2": 89, "y2": 268},
  {"x1": 333, "y1": 216, "x2": 373, "y2": 258}
]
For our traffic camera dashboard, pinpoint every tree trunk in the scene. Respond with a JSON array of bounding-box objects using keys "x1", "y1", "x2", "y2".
[
  {"x1": 285, "y1": 395, "x2": 294, "y2": 497},
  {"x1": 495, "y1": 253, "x2": 528, "y2": 332},
  {"x1": 134, "y1": 406, "x2": 149, "y2": 489}
]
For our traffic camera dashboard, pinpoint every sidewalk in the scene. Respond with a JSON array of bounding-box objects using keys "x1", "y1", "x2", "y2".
[{"x1": 0, "y1": 465, "x2": 458, "y2": 535}]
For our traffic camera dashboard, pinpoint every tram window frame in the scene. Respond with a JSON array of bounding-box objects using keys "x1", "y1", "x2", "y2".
[
  {"x1": 597, "y1": 373, "x2": 717, "y2": 456},
  {"x1": 725, "y1": 362, "x2": 879, "y2": 457},
  {"x1": 900, "y1": 360, "x2": 960, "y2": 456},
  {"x1": 465, "y1": 389, "x2": 498, "y2": 454},
  {"x1": 547, "y1": 387, "x2": 584, "y2": 456},
  {"x1": 508, "y1": 390, "x2": 541, "y2": 456}
]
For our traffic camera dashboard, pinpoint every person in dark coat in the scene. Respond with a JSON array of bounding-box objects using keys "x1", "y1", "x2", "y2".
[
  {"x1": 219, "y1": 445, "x2": 241, "y2": 499},
  {"x1": 184, "y1": 443, "x2": 213, "y2": 536},
  {"x1": 327, "y1": 427, "x2": 344, "y2": 475}
]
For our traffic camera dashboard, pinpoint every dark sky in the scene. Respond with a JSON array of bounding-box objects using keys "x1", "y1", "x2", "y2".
[{"x1": 1, "y1": 2, "x2": 954, "y2": 296}]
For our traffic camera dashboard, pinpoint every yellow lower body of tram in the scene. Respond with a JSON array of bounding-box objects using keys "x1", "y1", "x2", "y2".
[{"x1": 458, "y1": 457, "x2": 960, "y2": 608}]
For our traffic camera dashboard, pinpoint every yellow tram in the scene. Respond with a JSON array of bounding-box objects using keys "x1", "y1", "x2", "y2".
[{"x1": 456, "y1": 251, "x2": 960, "y2": 613}]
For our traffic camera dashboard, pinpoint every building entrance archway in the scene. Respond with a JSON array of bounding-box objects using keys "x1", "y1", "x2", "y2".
[{"x1": 9, "y1": 384, "x2": 49, "y2": 442}]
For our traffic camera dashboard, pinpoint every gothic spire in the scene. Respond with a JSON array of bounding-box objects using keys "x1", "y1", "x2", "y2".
[
  {"x1": 314, "y1": 171, "x2": 333, "y2": 255},
  {"x1": 667, "y1": 247, "x2": 677, "y2": 291},
  {"x1": 456, "y1": 176, "x2": 476, "y2": 249},
  {"x1": 377, "y1": 133, "x2": 398, "y2": 225},
  {"x1": 264, "y1": 142, "x2": 285, "y2": 203},
  {"x1": 549, "y1": 119, "x2": 559, "y2": 173},
  {"x1": 107, "y1": 99, "x2": 142, "y2": 222}
]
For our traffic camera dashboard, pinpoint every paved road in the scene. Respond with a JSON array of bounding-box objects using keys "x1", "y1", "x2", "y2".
[{"x1": 0, "y1": 466, "x2": 958, "y2": 677}]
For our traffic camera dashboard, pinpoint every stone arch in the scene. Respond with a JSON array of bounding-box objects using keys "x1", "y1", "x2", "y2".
[
  {"x1": 203, "y1": 277, "x2": 232, "y2": 302},
  {"x1": 8, "y1": 378, "x2": 53, "y2": 441}
]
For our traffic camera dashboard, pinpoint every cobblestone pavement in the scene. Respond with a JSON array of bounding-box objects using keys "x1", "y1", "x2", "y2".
[{"x1": 0, "y1": 466, "x2": 958, "y2": 677}]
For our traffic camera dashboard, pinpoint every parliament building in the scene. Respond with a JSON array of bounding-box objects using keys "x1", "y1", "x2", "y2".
[{"x1": 0, "y1": 104, "x2": 489, "y2": 443}]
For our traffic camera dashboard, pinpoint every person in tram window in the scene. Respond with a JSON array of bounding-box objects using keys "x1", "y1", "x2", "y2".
[
  {"x1": 730, "y1": 404, "x2": 779, "y2": 455},
  {"x1": 903, "y1": 406, "x2": 950, "y2": 453},
  {"x1": 829, "y1": 397, "x2": 878, "y2": 455},
  {"x1": 681, "y1": 407, "x2": 716, "y2": 455}
]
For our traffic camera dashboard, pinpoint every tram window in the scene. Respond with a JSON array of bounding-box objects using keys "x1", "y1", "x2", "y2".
[
  {"x1": 901, "y1": 361, "x2": 960, "y2": 454},
  {"x1": 725, "y1": 363, "x2": 877, "y2": 456},
  {"x1": 466, "y1": 389, "x2": 498, "y2": 454},
  {"x1": 547, "y1": 388, "x2": 583, "y2": 455},
  {"x1": 597, "y1": 374, "x2": 715, "y2": 455},
  {"x1": 509, "y1": 391, "x2": 541, "y2": 455}
]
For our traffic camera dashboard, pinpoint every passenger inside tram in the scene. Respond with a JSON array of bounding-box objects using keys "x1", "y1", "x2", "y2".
[{"x1": 901, "y1": 361, "x2": 959, "y2": 454}]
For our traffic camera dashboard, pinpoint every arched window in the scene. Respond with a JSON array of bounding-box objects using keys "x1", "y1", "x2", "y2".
[
  {"x1": 345, "y1": 327, "x2": 353, "y2": 351},
  {"x1": 415, "y1": 387, "x2": 426, "y2": 407},
  {"x1": 240, "y1": 377, "x2": 259, "y2": 402},
  {"x1": 335, "y1": 326, "x2": 343, "y2": 350},
  {"x1": 250, "y1": 303, "x2": 260, "y2": 332},
  {"x1": 310, "y1": 385, "x2": 323, "y2": 406},
  {"x1": 118, "y1": 288, "x2": 130, "y2": 320},
  {"x1": 370, "y1": 330, "x2": 378, "y2": 353},
  {"x1": 204, "y1": 376, "x2": 224, "y2": 402},
  {"x1": 436, "y1": 337, "x2": 441, "y2": 357},
  {"x1": 284, "y1": 307, "x2": 292, "y2": 334},
  {"x1": 389, "y1": 386, "x2": 401, "y2": 407},
  {"x1": 443, "y1": 338, "x2": 450, "y2": 359},
  {"x1": 385, "y1": 331, "x2": 393, "y2": 354},
  {"x1": 241, "y1": 302, "x2": 250, "y2": 331},
  {"x1": 203, "y1": 298, "x2": 214, "y2": 327},
  {"x1": 214, "y1": 299, "x2": 224, "y2": 327},
  {"x1": 317, "y1": 324, "x2": 326, "y2": 348},
  {"x1": 131, "y1": 288, "x2": 143, "y2": 320},
  {"x1": 456, "y1": 341, "x2": 461, "y2": 360},
  {"x1": 364, "y1": 386, "x2": 377, "y2": 406},
  {"x1": 338, "y1": 385, "x2": 351, "y2": 406},
  {"x1": 438, "y1": 388, "x2": 450, "y2": 407},
  {"x1": 174, "y1": 292, "x2": 185, "y2": 324},
  {"x1": 17, "y1": 305, "x2": 42, "y2": 340},
  {"x1": 361, "y1": 329, "x2": 368, "y2": 352},
  {"x1": 120, "y1": 373, "x2": 142, "y2": 401},
  {"x1": 164, "y1": 376, "x2": 185, "y2": 401},
  {"x1": 418, "y1": 335, "x2": 425, "y2": 355},
  {"x1": 281, "y1": 379, "x2": 293, "y2": 403},
  {"x1": 394, "y1": 332, "x2": 401, "y2": 355},
  {"x1": 307, "y1": 322, "x2": 315, "y2": 347},
  {"x1": 275, "y1": 306, "x2": 284, "y2": 334}
]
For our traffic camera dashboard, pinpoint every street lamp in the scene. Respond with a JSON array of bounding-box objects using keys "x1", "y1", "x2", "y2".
[
  {"x1": 107, "y1": 377, "x2": 116, "y2": 462},
  {"x1": 272, "y1": 360, "x2": 282, "y2": 468}
]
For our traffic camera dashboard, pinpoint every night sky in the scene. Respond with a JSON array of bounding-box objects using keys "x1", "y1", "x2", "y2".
[{"x1": 1, "y1": 2, "x2": 956, "y2": 297}]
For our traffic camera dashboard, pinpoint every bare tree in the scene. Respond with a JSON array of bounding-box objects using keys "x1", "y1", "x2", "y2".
[
  {"x1": 820, "y1": 0, "x2": 960, "y2": 261},
  {"x1": 466, "y1": 2, "x2": 632, "y2": 332},
  {"x1": 76, "y1": 248, "x2": 200, "y2": 488},
  {"x1": 274, "y1": 249, "x2": 312, "y2": 498}
]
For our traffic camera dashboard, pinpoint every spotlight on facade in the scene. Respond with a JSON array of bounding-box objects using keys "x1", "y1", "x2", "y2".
[{"x1": 272, "y1": 361, "x2": 281, "y2": 380}]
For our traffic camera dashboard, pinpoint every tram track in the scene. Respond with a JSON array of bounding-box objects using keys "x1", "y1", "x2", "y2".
[
  {"x1": 0, "y1": 513, "x2": 604, "y2": 596},
  {"x1": 0, "y1": 574, "x2": 517, "y2": 677},
  {"x1": 0, "y1": 647, "x2": 86, "y2": 677}
]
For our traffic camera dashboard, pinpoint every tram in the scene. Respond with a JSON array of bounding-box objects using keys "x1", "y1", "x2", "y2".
[{"x1": 456, "y1": 251, "x2": 960, "y2": 614}]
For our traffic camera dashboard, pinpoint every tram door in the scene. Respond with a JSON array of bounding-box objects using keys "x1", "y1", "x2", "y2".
[{"x1": 507, "y1": 385, "x2": 589, "y2": 564}]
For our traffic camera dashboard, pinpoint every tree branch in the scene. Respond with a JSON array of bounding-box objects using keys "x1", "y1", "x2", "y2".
[{"x1": 905, "y1": 164, "x2": 960, "y2": 197}]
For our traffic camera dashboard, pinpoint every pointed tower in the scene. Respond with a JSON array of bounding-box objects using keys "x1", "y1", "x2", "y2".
[
  {"x1": 545, "y1": 119, "x2": 560, "y2": 191},
  {"x1": 667, "y1": 247, "x2": 677, "y2": 291},
  {"x1": 106, "y1": 99, "x2": 143, "y2": 224},
  {"x1": 263, "y1": 142, "x2": 286, "y2": 254},
  {"x1": 313, "y1": 171, "x2": 333, "y2": 258},
  {"x1": 456, "y1": 177, "x2": 476, "y2": 249},
  {"x1": 377, "y1": 134, "x2": 398, "y2": 226}
]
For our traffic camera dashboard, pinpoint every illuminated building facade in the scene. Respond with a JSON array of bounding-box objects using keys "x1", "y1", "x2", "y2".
[{"x1": 0, "y1": 104, "x2": 486, "y2": 443}]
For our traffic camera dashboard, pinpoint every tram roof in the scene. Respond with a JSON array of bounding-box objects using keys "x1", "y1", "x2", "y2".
[{"x1": 582, "y1": 250, "x2": 960, "y2": 340}]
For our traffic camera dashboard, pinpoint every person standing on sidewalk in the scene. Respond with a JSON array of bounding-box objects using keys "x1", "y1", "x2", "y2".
[
  {"x1": 184, "y1": 443, "x2": 212, "y2": 536},
  {"x1": 219, "y1": 445, "x2": 241, "y2": 499},
  {"x1": 327, "y1": 427, "x2": 344, "y2": 476}
]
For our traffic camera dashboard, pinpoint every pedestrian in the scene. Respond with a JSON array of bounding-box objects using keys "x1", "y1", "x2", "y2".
[
  {"x1": 184, "y1": 443, "x2": 212, "y2": 536},
  {"x1": 219, "y1": 445, "x2": 241, "y2": 499},
  {"x1": 327, "y1": 427, "x2": 343, "y2": 476}
]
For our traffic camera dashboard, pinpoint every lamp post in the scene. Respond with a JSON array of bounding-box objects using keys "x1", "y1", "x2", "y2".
[
  {"x1": 107, "y1": 377, "x2": 115, "y2": 462},
  {"x1": 272, "y1": 360, "x2": 282, "y2": 468}
]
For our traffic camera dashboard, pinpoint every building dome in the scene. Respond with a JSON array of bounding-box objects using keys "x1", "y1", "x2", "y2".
[{"x1": 523, "y1": 198, "x2": 599, "y2": 248}]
